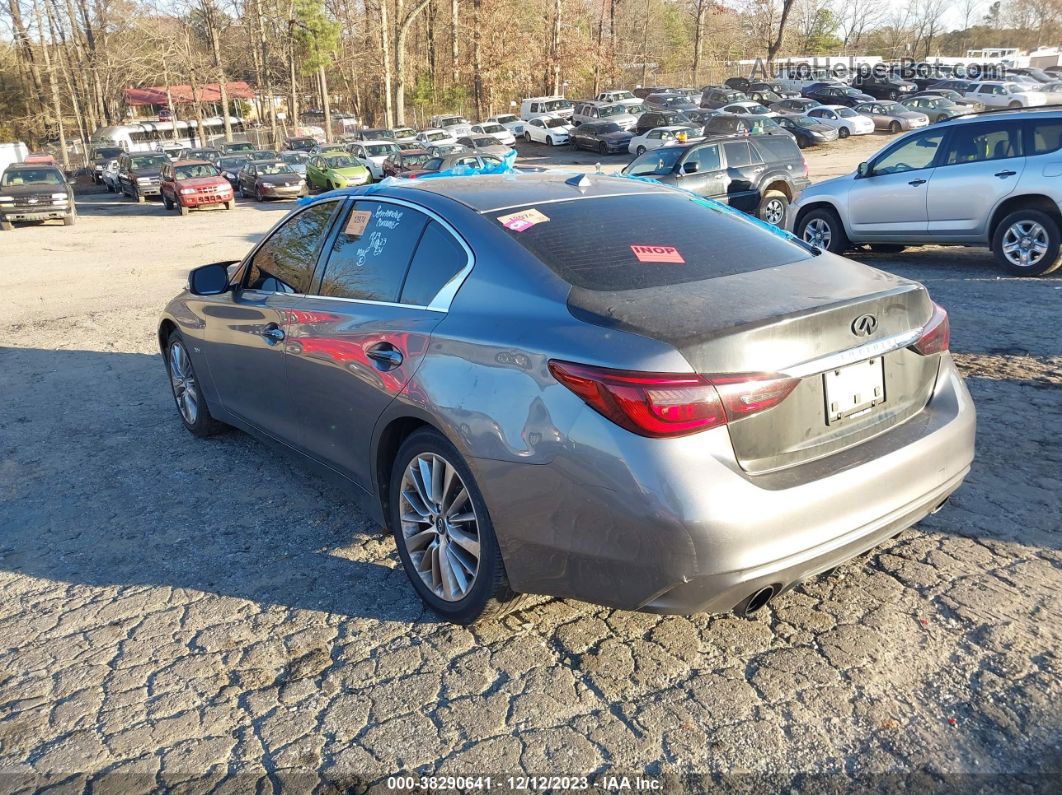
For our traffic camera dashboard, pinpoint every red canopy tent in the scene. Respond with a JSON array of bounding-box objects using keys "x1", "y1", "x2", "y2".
[{"x1": 124, "y1": 81, "x2": 255, "y2": 106}]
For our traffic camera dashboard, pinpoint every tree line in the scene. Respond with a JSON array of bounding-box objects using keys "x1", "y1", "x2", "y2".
[{"x1": 1, "y1": 0, "x2": 1059, "y2": 159}]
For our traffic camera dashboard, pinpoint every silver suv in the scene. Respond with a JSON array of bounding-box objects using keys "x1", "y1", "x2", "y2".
[{"x1": 790, "y1": 110, "x2": 1062, "y2": 275}]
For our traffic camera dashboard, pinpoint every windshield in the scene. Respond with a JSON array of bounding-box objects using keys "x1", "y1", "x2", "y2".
[
  {"x1": 219, "y1": 157, "x2": 249, "y2": 169},
  {"x1": 544, "y1": 117, "x2": 569, "y2": 129},
  {"x1": 130, "y1": 155, "x2": 168, "y2": 168},
  {"x1": 598, "y1": 105, "x2": 627, "y2": 117},
  {"x1": 425, "y1": 132, "x2": 448, "y2": 141},
  {"x1": 258, "y1": 162, "x2": 295, "y2": 175},
  {"x1": 324, "y1": 156, "x2": 358, "y2": 168},
  {"x1": 745, "y1": 105, "x2": 770, "y2": 114},
  {"x1": 837, "y1": 107, "x2": 857, "y2": 117},
  {"x1": 175, "y1": 164, "x2": 220, "y2": 179},
  {"x1": 480, "y1": 124, "x2": 505, "y2": 133},
  {"x1": 392, "y1": 128, "x2": 415, "y2": 138},
  {"x1": 365, "y1": 143, "x2": 400, "y2": 156},
  {"x1": 623, "y1": 148, "x2": 682, "y2": 177},
  {"x1": 94, "y1": 147, "x2": 123, "y2": 159},
  {"x1": 596, "y1": 123, "x2": 623, "y2": 133},
  {"x1": 282, "y1": 152, "x2": 309, "y2": 164},
  {"x1": 494, "y1": 115, "x2": 518, "y2": 123},
  {"x1": 543, "y1": 99, "x2": 572, "y2": 111},
  {"x1": 793, "y1": 117, "x2": 820, "y2": 129},
  {"x1": 2, "y1": 168, "x2": 63, "y2": 185},
  {"x1": 470, "y1": 137, "x2": 497, "y2": 147},
  {"x1": 439, "y1": 117, "x2": 467, "y2": 126},
  {"x1": 225, "y1": 143, "x2": 254, "y2": 151},
  {"x1": 611, "y1": 91, "x2": 635, "y2": 100}
]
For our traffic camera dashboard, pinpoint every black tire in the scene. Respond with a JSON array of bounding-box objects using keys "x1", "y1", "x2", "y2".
[
  {"x1": 991, "y1": 208, "x2": 1062, "y2": 276},
  {"x1": 597, "y1": 141, "x2": 608, "y2": 155},
  {"x1": 546, "y1": 136, "x2": 554, "y2": 146},
  {"x1": 889, "y1": 121, "x2": 901, "y2": 134},
  {"x1": 887, "y1": 90, "x2": 898, "y2": 100},
  {"x1": 868, "y1": 244, "x2": 907, "y2": 253},
  {"x1": 165, "y1": 330, "x2": 227, "y2": 438},
  {"x1": 1009, "y1": 101, "x2": 1022, "y2": 109},
  {"x1": 838, "y1": 126, "x2": 850, "y2": 139},
  {"x1": 524, "y1": 132, "x2": 531, "y2": 143},
  {"x1": 163, "y1": 194, "x2": 174, "y2": 210},
  {"x1": 178, "y1": 203, "x2": 189, "y2": 216},
  {"x1": 254, "y1": 186, "x2": 263, "y2": 202},
  {"x1": 106, "y1": 182, "x2": 114, "y2": 193},
  {"x1": 636, "y1": 145, "x2": 646, "y2": 156},
  {"x1": 796, "y1": 207, "x2": 849, "y2": 254},
  {"x1": 757, "y1": 190, "x2": 789, "y2": 228},
  {"x1": 389, "y1": 428, "x2": 527, "y2": 624}
]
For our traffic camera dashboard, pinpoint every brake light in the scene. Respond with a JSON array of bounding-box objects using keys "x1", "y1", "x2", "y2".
[
  {"x1": 910, "y1": 302, "x2": 950, "y2": 355},
  {"x1": 548, "y1": 360, "x2": 799, "y2": 438}
]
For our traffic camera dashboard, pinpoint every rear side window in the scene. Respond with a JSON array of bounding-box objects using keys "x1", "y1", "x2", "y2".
[
  {"x1": 723, "y1": 141, "x2": 753, "y2": 167},
  {"x1": 317, "y1": 200, "x2": 428, "y2": 302},
  {"x1": 400, "y1": 221, "x2": 467, "y2": 306},
  {"x1": 943, "y1": 121, "x2": 1022, "y2": 165},
  {"x1": 1029, "y1": 120, "x2": 1062, "y2": 154},
  {"x1": 491, "y1": 193, "x2": 812, "y2": 292},
  {"x1": 752, "y1": 135, "x2": 802, "y2": 163}
]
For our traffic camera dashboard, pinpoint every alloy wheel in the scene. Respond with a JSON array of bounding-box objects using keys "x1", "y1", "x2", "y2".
[
  {"x1": 1001, "y1": 220, "x2": 1049, "y2": 268},
  {"x1": 803, "y1": 217, "x2": 832, "y2": 248},
  {"x1": 763, "y1": 198, "x2": 786, "y2": 226},
  {"x1": 399, "y1": 453, "x2": 481, "y2": 602},
  {"x1": 168, "y1": 341, "x2": 199, "y2": 425}
]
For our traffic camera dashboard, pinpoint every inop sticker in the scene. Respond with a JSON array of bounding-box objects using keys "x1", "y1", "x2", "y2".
[
  {"x1": 630, "y1": 245, "x2": 685, "y2": 264},
  {"x1": 497, "y1": 208, "x2": 550, "y2": 232},
  {"x1": 345, "y1": 210, "x2": 372, "y2": 236}
]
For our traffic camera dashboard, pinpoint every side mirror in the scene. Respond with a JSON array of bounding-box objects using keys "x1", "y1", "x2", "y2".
[
  {"x1": 857, "y1": 161, "x2": 870, "y2": 178},
  {"x1": 682, "y1": 161, "x2": 699, "y2": 174},
  {"x1": 188, "y1": 261, "x2": 235, "y2": 296}
]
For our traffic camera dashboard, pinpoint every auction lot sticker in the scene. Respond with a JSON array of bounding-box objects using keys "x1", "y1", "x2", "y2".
[
  {"x1": 497, "y1": 208, "x2": 549, "y2": 232},
  {"x1": 630, "y1": 244, "x2": 685, "y2": 263}
]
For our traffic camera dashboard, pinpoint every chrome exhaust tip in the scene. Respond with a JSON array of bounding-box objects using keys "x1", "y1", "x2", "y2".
[
  {"x1": 930, "y1": 497, "x2": 950, "y2": 514},
  {"x1": 736, "y1": 586, "x2": 776, "y2": 619}
]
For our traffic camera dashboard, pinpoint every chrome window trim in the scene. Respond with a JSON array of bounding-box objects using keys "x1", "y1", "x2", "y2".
[
  {"x1": 781, "y1": 328, "x2": 923, "y2": 379},
  {"x1": 311, "y1": 194, "x2": 475, "y2": 313}
]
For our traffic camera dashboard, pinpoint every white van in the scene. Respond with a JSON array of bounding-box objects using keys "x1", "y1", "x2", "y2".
[
  {"x1": 0, "y1": 142, "x2": 29, "y2": 175},
  {"x1": 520, "y1": 96, "x2": 574, "y2": 121}
]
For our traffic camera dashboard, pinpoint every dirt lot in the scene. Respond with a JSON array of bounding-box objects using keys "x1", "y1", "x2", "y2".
[{"x1": 1, "y1": 133, "x2": 1060, "y2": 790}]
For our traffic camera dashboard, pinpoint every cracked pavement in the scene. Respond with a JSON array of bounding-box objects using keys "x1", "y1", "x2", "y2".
[{"x1": 1, "y1": 143, "x2": 1059, "y2": 789}]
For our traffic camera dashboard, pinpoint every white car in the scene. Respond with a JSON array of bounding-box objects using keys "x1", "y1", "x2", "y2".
[
  {"x1": 965, "y1": 81, "x2": 1047, "y2": 108},
  {"x1": 470, "y1": 122, "x2": 516, "y2": 146},
  {"x1": 522, "y1": 116, "x2": 573, "y2": 145},
  {"x1": 595, "y1": 89, "x2": 643, "y2": 108},
  {"x1": 805, "y1": 105, "x2": 875, "y2": 137},
  {"x1": 348, "y1": 139, "x2": 402, "y2": 179},
  {"x1": 430, "y1": 114, "x2": 474, "y2": 138},
  {"x1": 520, "y1": 96, "x2": 574, "y2": 121},
  {"x1": 416, "y1": 129, "x2": 459, "y2": 148},
  {"x1": 390, "y1": 126, "x2": 418, "y2": 145},
  {"x1": 487, "y1": 114, "x2": 527, "y2": 137},
  {"x1": 721, "y1": 101, "x2": 777, "y2": 118},
  {"x1": 627, "y1": 125, "x2": 701, "y2": 156}
]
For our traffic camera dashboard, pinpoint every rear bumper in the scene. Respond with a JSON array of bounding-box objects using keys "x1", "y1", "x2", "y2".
[{"x1": 475, "y1": 355, "x2": 975, "y2": 614}]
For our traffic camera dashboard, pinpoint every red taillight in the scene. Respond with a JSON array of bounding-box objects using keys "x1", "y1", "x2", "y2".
[
  {"x1": 548, "y1": 361, "x2": 798, "y2": 439},
  {"x1": 910, "y1": 302, "x2": 950, "y2": 355}
]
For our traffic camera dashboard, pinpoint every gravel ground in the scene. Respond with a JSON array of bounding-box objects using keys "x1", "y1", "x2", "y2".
[{"x1": 0, "y1": 134, "x2": 1059, "y2": 790}]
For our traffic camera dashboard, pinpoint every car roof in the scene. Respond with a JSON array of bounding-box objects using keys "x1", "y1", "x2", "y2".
[
  {"x1": 5, "y1": 162, "x2": 62, "y2": 172},
  {"x1": 326, "y1": 172, "x2": 676, "y2": 214}
]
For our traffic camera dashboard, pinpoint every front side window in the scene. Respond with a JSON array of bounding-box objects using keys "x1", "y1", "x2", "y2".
[
  {"x1": 317, "y1": 201, "x2": 429, "y2": 302},
  {"x1": 691, "y1": 145, "x2": 721, "y2": 171},
  {"x1": 245, "y1": 201, "x2": 339, "y2": 294},
  {"x1": 943, "y1": 121, "x2": 1023, "y2": 165},
  {"x1": 871, "y1": 130, "x2": 945, "y2": 175},
  {"x1": 623, "y1": 147, "x2": 682, "y2": 176}
]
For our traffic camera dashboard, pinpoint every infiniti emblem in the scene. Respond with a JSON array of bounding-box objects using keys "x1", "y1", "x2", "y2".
[{"x1": 852, "y1": 314, "x2": 877, "y2": 336}]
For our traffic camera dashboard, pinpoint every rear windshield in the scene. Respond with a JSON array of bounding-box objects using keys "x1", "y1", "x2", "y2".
[{"x1": 491, "y1": 193, "x2": 812, "y2": 291}]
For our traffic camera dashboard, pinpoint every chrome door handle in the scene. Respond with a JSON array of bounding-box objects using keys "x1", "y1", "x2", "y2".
[
  {"x1": 367, "y1": 343, "x2": 403, "y2": 370},
  {"x1": 908, "y1": 178, "x2": 927, "y2": 186},
  {"x1": 994, "y1": 170, "x2": 1016, "y2": 178},
  {"x1": 259, "y1": 324, "x2": 285, "y2": 344}
]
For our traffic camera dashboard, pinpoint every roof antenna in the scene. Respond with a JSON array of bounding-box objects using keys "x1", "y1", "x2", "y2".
[{"x1": 565, "y1": 173, "x2": 593, "y2": 188}]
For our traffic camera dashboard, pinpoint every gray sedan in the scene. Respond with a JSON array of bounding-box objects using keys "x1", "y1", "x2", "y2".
[
  {"x1": 854, "y1": 101, "x2": 930, "y2": 132},
  {"x1": 455, "y1": 135, "x2": 514, "y2": 158},
  {"x1": 159, "y1": 173, "x2": 975, "y2": 623}
]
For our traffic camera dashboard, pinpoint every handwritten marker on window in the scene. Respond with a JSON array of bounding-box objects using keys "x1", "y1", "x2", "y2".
[
  {"x1": 498, "y1": 208, "x2": 549, "y2": 232},
  {"x1": 630, "y1": 244, "x2": 685, "y2": 264}
]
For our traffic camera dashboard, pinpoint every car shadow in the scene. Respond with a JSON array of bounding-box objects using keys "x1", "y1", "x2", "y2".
[
  {"x1": 0, "y1": 345, "x2": 439, "y2": 625},
  {"x1": 74, "y1": 193, "x2": 295, "y2": 218}
]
